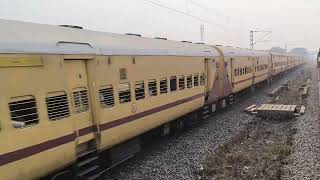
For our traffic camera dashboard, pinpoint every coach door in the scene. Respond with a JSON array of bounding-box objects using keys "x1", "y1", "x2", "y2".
[{"x1": 65, "y1": 60, "x2": 95, "y2": 145}]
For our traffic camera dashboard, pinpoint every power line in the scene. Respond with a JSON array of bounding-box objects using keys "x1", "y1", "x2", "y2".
[
  {"x1": 189, "y1": 0, "x2": 227, "y2": 19},
  {"x1": 141, "y1": 0, "x2": 228, "y2": 31},
  {"x1": 188, "y1": 0, "x2": 250, "y2": 31}
]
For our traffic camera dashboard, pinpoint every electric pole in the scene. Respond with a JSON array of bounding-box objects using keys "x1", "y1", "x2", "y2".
[
  {"x1": 250, "y1": 30, "x2": 272, "y2": 49},
  {"x1": 200, "y1": 24, "x2": 205, "y2": 42},
  {"x1": 186, "y1": 0, "x2": 189, "y2": 14}
]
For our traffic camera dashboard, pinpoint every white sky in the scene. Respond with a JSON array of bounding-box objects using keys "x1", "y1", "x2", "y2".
[{"x1": 1, "y1": 0, "x2": 319, "y2": 51}]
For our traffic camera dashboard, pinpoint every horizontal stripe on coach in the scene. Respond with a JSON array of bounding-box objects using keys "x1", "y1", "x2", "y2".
[
  {"x1": 253, "y1": 72, "x2": 269, "y2": 78},
  {"x1": 99, "y1": 93, "x2": 205, "y2": 131},
  {"x1": 0, "y1": 93, "x2": 205, "y2": 166},
  {"x1": 78, "y1": 125, "x2": 96, "y2": 137},
  {"x1": 233, "y1": 77, "x2": 253, "y2": 85},
  {"x1": 0, "y1": 133, "x2": 76, "y2": 166}
]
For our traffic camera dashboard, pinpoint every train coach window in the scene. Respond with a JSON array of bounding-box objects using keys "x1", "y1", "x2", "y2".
[
  {"x1": 72, "y1": 88, "x2": 90, "y2": 113},
  {"x1": 46, "y1": 92, "x2": 70, "y2": 120},
  {"x1": 179, "y1": 76, "x2": 185, "y2": 90},
  {"x1": 187, "y1": 75, "x2": 193, "y2": 88},
  {"x1": 194, "y1": 74, "x2": 199, "y2": 86},
  {"x1": 148, "y1": 80, "x2": 158, "y2": 96},
  {"x1": 160, "y1": 78, "x2": 168, "y2": 94},
  {"x1": 200, "y1": 73, "x2": 206, "y2": 86},
  {"x1": 119, "y1": 68, "x2": 127, "y2": 80},
  {"x1": 119, "y1": 83, "x2": 131, "y2": 103},
  {"x1": 99, "y1": 85, "x2": 115, "y2": 108},
  {"x1": 9, "y1": 96, "x2": 39, "y2": 128},
  {"x1": 135, "y1": 81, "x2": 145, "y2": 100},
  {"x1": 170, "y1": 76, "x2": 177, "y2": 92}
]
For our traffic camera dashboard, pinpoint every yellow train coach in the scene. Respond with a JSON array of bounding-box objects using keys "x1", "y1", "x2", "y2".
[
  {"x1": 0, "y1": 19, "x2": 303, "y2": 180},
  {"x1": 271, "y1": 52, "x2": 289, "y2": 75},
  {"x1": 0, "y1": 19, "x2": 221, "y2": 180}
]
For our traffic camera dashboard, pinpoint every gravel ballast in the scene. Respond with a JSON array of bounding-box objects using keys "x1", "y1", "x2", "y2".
[
  {"x1": 282, "y1": 64, "x2": 320, "y2": 180},
  {"x1": 104, "y1": 67, "x2": 307, "y2": 180}
]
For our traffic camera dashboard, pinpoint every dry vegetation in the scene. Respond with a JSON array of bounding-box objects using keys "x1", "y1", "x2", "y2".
[{"x1": 196, "y1": 68, "x2": 311, "y2": 180}]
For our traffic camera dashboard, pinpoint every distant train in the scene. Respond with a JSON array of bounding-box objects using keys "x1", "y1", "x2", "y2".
[{"x1": 0, "y1": 19, "x2": 304, "y2": 180}]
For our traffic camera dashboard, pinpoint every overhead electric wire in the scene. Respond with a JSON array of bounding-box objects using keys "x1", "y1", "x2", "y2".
[
  {"x1": 188, "y1": 0, "x2": 250, "y2": 31},
  {"x1": 141, "y1": 0, "x2": 228, "y2": 31},
  {"x1": 189, "y1": 0, "x2": 227, "y2": 19}
]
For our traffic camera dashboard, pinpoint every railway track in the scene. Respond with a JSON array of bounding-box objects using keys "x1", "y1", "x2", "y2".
[{"x1": 101, "y1": 67, "x2": 304, "y2": 180}]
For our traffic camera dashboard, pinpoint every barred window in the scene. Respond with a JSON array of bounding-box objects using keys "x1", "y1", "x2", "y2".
[
  {"x1": 72, "y1": 88, "x2": 89, "y2": 113},
  {"x1": 179, "y1": 76, "x2": 185, "y2": 90},
  {"x1": 160, "y1": 78, "x2": 168, "y2": 94},
  {"x1": 99, "y1": 85, "x2": 115, "y2": 108},
  {"x1": 46, "y1": 92, "x2": 70, "y2": 120},
  {"x1": 170, "y1": 76, "x2": 177, "y2": 92},
  {"x1": 119, "y1": 83, "x2": 131, "y2": 103},
  {"x1": 200, "y1": 73, "x2": 206, "y2": 86},
  {"x1": 194, "y1": 74, "x2": 199, "y2": 86},
  {"x1": 9, "y1": 96, "x2": 39, "y2": 128},
  {"x1": 187, "y1": 75, "x2": 192, "y2": 88},
  {"x1": 135, "y1": 81, "x2": 145, "y2": 100},
  {"x1": 119, "y1": 68, "x2": 127, "y2": 80},
  {"x1": 148, "y1": 79, "x2": 157, "y2": 96}
]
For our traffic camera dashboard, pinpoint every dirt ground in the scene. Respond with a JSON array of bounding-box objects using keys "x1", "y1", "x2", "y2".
[{"x1": 196, "y1": 66, "x2": 313, "y2": 180}]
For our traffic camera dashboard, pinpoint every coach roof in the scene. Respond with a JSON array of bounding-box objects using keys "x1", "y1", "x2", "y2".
[
  {"x1": 0, "y1": 19, "x2": 219, "y2": 57},
  {"x1": 213, "y1": 45, "x2": 270, "y2": 57}
]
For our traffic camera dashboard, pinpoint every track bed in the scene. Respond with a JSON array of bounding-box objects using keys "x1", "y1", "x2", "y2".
[
  {"x1": 103, "y1": 67, "x2": 306, "y2": 180},
  {"x1": 197, "y1": 63, "x2": 320, "y2": 180}
]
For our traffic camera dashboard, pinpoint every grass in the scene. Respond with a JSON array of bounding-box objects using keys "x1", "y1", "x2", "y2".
[{"x1": 270, "y1": 144, "x2": 291, "y2": 159}]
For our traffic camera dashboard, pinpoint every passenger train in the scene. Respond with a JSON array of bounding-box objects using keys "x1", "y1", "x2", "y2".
[{"x1": 0, "y1": 19, "x2": 304, "y2": 180}]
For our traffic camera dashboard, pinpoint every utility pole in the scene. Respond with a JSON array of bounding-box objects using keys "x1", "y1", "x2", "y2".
[
  {"x1": 285, "y1": 43, "x2": 288, "y2": 52},
  {"x1": 200, "y1": 24, "x2": 205, "y2": 42},
  {"x1": 186, "y1": 0, "x2": 189, "y2": 14},
  {"x1": 250, "y1": 31, "x2": 254, "y2": 49},
  {"x1": 250, "y1": 30, "x2": 272, "y2": 49}
]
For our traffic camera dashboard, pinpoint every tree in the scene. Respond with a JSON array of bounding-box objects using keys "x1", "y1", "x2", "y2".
[
  {"x1": 270, "y1": 47, "x2": 286, "y2": 53},
  {"x1": 289, "y1": 48, "x2": 308, "y2": 56}
]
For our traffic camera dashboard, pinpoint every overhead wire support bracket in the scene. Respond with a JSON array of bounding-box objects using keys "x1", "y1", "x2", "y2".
[{"x1": 250, "y1": 30, "x2": 272, "y2": 49}]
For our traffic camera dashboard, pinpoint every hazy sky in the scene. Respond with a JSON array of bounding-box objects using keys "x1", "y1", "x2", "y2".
[{"x1": 1, "y1": 0, "x2": 319, "y2": 51}]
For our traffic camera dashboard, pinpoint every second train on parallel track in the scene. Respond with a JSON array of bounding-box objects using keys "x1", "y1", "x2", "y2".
[{"x1": 0, "y1": 19, "x2": 304, "y2": 180}]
